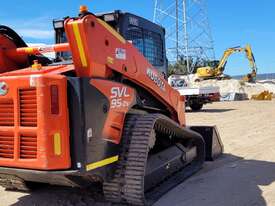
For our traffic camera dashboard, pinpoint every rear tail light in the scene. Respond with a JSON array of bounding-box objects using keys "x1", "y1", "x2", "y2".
[{"x1": 50, "y1": 85, "x2": 59, "y2": 115}]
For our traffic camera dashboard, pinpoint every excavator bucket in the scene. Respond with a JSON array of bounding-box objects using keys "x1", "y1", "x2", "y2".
[
  {"x1": 251, "y1": 91, "x2": 273, "y2": 101},
  {"x1": 190, "y1": 126, "x2": 223, "y2": 161}
]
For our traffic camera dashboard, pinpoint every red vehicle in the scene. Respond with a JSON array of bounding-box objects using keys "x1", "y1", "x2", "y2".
[{"x1": 0, "y1": 7, "x2": 223, "y2": 205}]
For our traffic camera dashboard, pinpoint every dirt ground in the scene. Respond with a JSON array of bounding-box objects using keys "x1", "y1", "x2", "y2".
[{"x1": 1, "y1": 100, "x2": 275, "y2": 206}]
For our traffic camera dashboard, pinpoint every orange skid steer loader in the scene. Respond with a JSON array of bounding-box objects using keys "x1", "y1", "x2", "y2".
[{"x1": 0, "y1": 6, "x2": 223, "y2": 205}]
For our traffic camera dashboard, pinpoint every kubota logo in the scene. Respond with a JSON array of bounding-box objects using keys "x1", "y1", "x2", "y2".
[
  {"x1": 0, "y1": 82, "x2": 8, "y2": 96},
  {"x1": 146, "y1": 68, "x2": 165, "y2": 91}
]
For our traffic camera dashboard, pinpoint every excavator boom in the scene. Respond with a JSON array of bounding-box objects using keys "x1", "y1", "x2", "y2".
[
  {"x1": 215, "y1": 46, "x2": 243, "y2": 75},
  {"x1": 196, "y1": 44, "x2": 257, "y2": 80}
]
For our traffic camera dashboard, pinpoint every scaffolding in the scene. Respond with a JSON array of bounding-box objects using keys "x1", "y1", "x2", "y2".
[{"x1": 154, "y1": 0, "x2": 215, "y2": 73}]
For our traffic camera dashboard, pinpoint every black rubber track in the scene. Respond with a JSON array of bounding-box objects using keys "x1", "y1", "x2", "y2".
[{"x1": 103, "y1": 113, "x2": 205, "y2": 206}]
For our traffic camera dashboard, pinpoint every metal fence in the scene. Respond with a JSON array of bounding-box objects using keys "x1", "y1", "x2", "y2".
[
  {"x1": 257, "y1": 73, "x2": 275, "y2": 80},
  {"x1": 233, "y1": 73, "x2": 275, "y2": 80}
]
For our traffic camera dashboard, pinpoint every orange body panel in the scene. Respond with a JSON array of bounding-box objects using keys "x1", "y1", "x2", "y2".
[
  {"x1": 64, "y1": 15, "x2": 186, "y2": 126},
  {"x1": 0, "y1": 64, "x2": 74, "y2": 77},
  {"x1": 0, "y1": 74, "x2": 70, "y2": 170},
  {"x1": 90, "y1": 79, "x2": 136, "y2": 144}
]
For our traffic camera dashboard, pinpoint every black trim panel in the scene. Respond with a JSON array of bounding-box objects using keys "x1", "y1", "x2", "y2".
[{"x1": 67, "y1": 77, "x2": 120, "y2": 180}]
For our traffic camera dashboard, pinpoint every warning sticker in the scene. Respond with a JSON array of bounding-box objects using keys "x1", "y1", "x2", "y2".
[
  {"x1": 29, "y1": 75, "x2": 41, "y2": 87},
  {"x1": 115, "y1": 48, "x2": 126, "y2": 60}
]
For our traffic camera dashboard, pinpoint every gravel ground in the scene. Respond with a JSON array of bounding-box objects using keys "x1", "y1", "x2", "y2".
[{"x1": 1, "y1": 100, "x2": 275, "y2": 206}]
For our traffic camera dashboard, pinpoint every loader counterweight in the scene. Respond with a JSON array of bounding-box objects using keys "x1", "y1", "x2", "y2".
[{"x1": 0, "y1": 75, "x2": 70, "y2": 169}]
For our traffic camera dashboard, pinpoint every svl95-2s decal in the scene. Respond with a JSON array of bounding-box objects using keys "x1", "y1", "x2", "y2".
[{"x1": 110, "y1": 87, "x2": 130, "y2": 108}]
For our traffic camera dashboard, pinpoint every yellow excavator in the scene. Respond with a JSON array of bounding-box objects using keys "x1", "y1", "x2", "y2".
[{"x1": 196, "y1": 44, "x2": 257, "y2": 82}]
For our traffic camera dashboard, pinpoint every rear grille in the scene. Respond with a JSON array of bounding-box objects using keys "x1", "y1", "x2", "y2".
[
  {"x1": 0, "y1": 100, "x2": 14, "y2": 126},
  {"x1": 20, "y1": 134, "x2": 37, "y2": 159},
  {"x1": 0, "y1": 87, "x2": 38, "y2": 161},
  {"x1": 0, "y1": 133, "x2": 14, "y2": 159},
  {"x1": 19, "y1": 88, "x2": 37, "y2": 127}
]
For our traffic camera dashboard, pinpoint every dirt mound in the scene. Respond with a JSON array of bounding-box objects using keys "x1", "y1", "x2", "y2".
[{"x1": 194, "y1": 79, "x2": 275, "y2": 98}]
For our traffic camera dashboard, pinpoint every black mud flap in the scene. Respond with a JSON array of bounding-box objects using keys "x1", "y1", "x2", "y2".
[{"x1": 189, "y1": 126, "x2": 223, "y2": 161}]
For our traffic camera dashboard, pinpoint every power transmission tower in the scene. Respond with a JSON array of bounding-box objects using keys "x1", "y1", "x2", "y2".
[{"x1": 154, "y1": 0, "x2": 215, "y2": 73}]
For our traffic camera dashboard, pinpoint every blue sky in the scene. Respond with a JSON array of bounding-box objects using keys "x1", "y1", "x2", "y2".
[{"x1": 1, "y1": 0, "x2": 274, "y2": 75}]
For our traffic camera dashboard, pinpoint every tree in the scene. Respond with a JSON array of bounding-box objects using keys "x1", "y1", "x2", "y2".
[
  {"x1": 168, "y1": 59, "x2": 189, "y2": 76},
  {"x1": 168, "y1": 57, "x2": 218, "y2": 76}
]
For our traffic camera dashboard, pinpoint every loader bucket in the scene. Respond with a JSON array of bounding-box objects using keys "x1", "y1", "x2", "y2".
[{"x1": 189, "y1": 126, "x2": 223, "y2": 161}]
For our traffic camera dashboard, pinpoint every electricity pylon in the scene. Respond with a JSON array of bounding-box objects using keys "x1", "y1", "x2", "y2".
[{"x1": 154, "y1": 0, "x2": 215, "y2": 73}]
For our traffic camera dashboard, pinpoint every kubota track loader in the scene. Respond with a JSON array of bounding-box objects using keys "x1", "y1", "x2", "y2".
[{"x1": 0, "y1": 6, "x2": 223, "y2": 205}]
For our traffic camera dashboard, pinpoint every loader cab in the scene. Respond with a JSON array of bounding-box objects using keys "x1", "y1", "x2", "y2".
[{"x1": 53, "y1": 11, "x2": 168, "y2": 76}]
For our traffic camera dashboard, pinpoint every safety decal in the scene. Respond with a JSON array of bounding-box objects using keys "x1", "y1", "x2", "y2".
[
  {"x1": 0, "y1": 82, "x2": 8, "y2": 96},
  {"x1": 115, "y1": 48, "x2": 126, "y2": 60}
]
